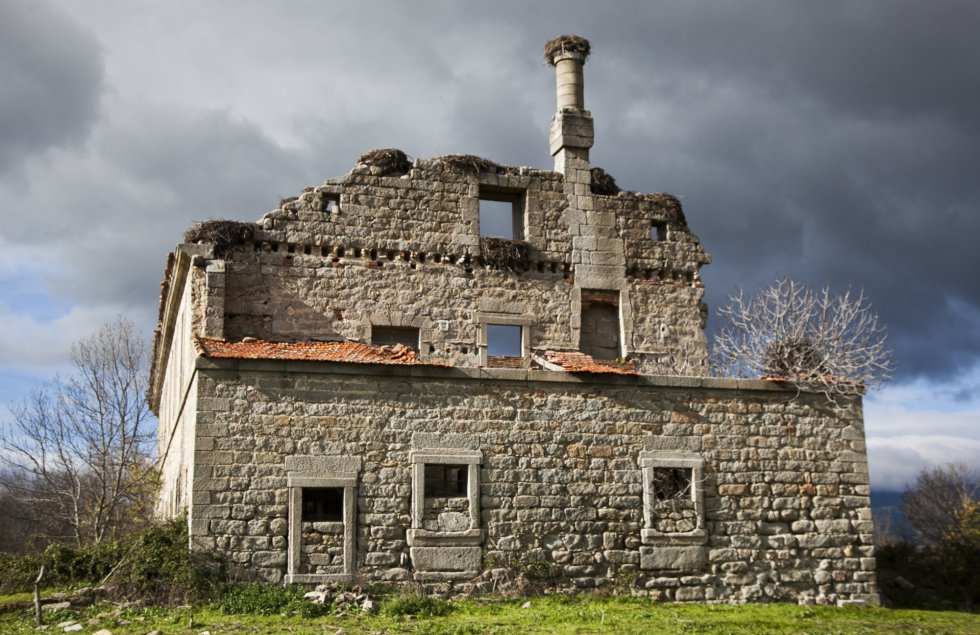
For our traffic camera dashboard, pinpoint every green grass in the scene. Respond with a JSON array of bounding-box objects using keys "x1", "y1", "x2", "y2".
[{"x1": 1, "y1": 594, "x2": 977, "y2": 634}]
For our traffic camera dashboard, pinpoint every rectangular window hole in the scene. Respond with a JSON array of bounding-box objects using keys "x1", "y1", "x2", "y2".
[
  {"x1": 424, "y1": 464, "x2": 468, "y2": 497},
  {"x1": 652, "y1": 467, "x2": 692, "y2": 501},
  {"x1": 479, "y1": 189, "x2": 524, "y2": 239},
  {"x1": 322, "y1": 194, "x2": 340, "y2": 214},
  {"x1": 302, "y1": 487, "x2": 343, "y2": 522},
  {"x1": 487, "y1": 324, "x2": 522, "y2": 358},
  {"x1": 651, "y1": 221, "x2": 667, "y2": 241},
  {"x1": 372, "y1": 326, "x2": 420, "y2": 351}
]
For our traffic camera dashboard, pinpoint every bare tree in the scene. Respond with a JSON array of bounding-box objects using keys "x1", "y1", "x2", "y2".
[
  {"x1": 0, "y1": 317, "x2": 156, "y2": 546},
  {"x1": 903, "y1": 462, "x2": 979, "y2": 545},
  {"x1": 712, "y1": 278, "x2": 894, "y2": 398}
]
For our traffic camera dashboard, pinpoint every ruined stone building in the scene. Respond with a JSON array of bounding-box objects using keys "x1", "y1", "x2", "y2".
[{"x1": 149, "y1": 37, "x2": 878, "y2": 604}]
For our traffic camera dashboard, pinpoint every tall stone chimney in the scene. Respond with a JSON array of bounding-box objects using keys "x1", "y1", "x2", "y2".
[
  {"x1": 545, "y1": 36, "x2": 628, "y2": 314},
  {"x1": 545, "y1": 35, "x2": 594, "y2": 177}
]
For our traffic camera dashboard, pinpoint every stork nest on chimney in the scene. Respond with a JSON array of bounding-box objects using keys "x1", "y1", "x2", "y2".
[
  {"x1": 357, "y1": 148, "x2": 413, "y2": 176},
  {"x1": 544, "y1": 35, "x2": 591, "y2": 65}
]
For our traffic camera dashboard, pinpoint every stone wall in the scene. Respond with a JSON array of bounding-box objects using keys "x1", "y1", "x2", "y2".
[
  {"x1": 202, "y1": 156, "x2": 710, "y2": 372},
  {"x1": 186, "y1": 359, "x2": 877, "y2": 605}
]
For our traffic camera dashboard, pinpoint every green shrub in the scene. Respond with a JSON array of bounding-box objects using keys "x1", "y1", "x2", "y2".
[
  {"x1": 382, "y1": 592, "x2": 454, "y2": 618},
  {"x1": 215, "y1": 582, "x2": 329, "y2": 618},
  {"x1": 0, "y1": 517, "x2": 217, "y2": 604}
]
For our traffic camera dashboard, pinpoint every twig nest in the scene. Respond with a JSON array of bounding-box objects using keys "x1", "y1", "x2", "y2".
[
  {"x1": 544, "y1": 35, "x2": 591, "y2": 66},
  {"x1": 356, "y1": 148, "x2": 412, "y2": 176}
]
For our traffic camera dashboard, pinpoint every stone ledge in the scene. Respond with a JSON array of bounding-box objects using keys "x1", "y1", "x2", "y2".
[{"x1": 196, "y1": 355, "x2": 832, "y2": 396}]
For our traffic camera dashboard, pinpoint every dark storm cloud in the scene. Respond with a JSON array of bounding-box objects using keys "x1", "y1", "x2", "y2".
[
  {"x1": 3, "y1": 0, "x2": 979, "y2": 387},
  {"x1": 0, "y1": 0, "x2": 103, "y2": 171},
  {"x1": 539, "y1": 0, "x2": 980, "y2": 381}
]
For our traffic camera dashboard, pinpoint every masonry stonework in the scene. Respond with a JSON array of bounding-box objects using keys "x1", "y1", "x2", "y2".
[{"x1": 149, "y1": 36, "x2": 877, "y2": 605}]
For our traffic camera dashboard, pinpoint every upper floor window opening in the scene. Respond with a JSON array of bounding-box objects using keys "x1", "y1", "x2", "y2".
[
  {"x1": 651, "y1": 220, "x2": 667, "y2": 242},
  {"x1": 479, "y1": 188, "x2": 525, "y2": 240},
  {"x1": 487, "y1": 324, "x2": 523, "y2": 358},
  {"x1": 371, "y1": 325, "x2": 420, "y2": 352}
]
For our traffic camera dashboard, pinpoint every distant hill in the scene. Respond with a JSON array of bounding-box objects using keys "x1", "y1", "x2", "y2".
[{"x1": 871, "y1": 489, "x2": 914, "y2": 541}]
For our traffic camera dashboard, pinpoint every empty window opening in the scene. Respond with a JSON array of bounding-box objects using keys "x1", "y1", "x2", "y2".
[
  {"x1": 479, "y1": 189, "x2": 524, "y2": 239},
  {"x1": 371, "y1": 326, "x2": 419, "y2": 351},
  {"x1": 322, "y1": 194, "x2": 340, "y2": 214},
  {"x1": 487, "y1": 324, "x2": 522, "y2": 358},
  {"x1": 580, "y1": 290, "x2": 620, "y2": 360},
  {"x1": 651, "y1": 221, "x2": 667, "y2": 241},
  {"x1": 302, "y1": 487, "x2": 344, "y2": 522},
  {"x1": 424, "y1": 464, "x2": 468, "y2": 498}
]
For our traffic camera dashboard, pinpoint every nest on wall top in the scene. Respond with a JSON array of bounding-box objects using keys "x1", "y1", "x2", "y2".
[
  {"x1": 479, "y1": 236, "x2": 532, "y2": 272},
  {"x1": 356, "y1": 148, "x2": 413, "y2": 176},
  {"x1": 437, "y1": 154, "x2": 503, "y2": 174},
  {"x1": 544, "y1": 35, "x2": 591, "y2": 65},
  {"x1": 183, "y1": 219, "x2": 257, "y2": 253},
  {"x1": 590, "y1": 167, "x2": 620, "y2": 195}
]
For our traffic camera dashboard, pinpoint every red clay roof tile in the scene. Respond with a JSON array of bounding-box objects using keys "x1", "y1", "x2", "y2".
[
  {"x1": 543, "y1": 350, "x2": 637, "y2": 375},
  {"x1": 194, "y1": 337, "x2": 423, "y2": 365}
]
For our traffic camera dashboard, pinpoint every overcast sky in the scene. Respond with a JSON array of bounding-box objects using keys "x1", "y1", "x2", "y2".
[{"x1": 1, "y1": 0, "x2": 978, "y2": 490}]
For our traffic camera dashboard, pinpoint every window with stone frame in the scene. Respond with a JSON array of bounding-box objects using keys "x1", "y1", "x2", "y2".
[
  {"x1": 638, "y1": 451, "x2": 705, "y2": 543},
  {"x1": 285, "y1": 456, "x2": 359, "y2": 584},
  {"x1": 477, "y1": 314, "x2": 531, "y2": 368},
  {"x1": 409, "y1": 449, "x2": 482, "y2": 538},
  {"x1": 407, "y1": 436, "x2": 484, "y2": 580}
]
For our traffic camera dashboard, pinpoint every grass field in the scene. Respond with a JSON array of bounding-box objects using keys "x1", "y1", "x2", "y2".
[{"x1": 2, "y1": 594, "x2": 978, "y2": 635}]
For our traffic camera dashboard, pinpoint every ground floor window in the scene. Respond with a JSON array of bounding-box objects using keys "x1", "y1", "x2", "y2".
[{"x1": 638, "y1": 451, "x2": 705, "y2": 542}]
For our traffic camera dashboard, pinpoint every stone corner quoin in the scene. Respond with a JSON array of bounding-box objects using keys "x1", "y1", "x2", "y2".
[{"x1": 147, "y1": 35, "x2": 878, "y2": 605}]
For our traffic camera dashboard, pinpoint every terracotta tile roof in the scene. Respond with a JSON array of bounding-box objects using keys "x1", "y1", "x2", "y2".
[
  {"x1": 194, "y1": 337, "x2": 422, "y2": 365},
  {"x1": 542, "y1": 350, "x2": 637, "y2": 375},
  {"x1": 193, "y1": 338, "x2": 635, "y2": 376}
]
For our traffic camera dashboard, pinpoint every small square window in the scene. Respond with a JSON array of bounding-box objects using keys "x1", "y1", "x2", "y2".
[
  {"x1": 487, "y1": 324, "x2": 522, "y2": 358},
  {"x1": 322, "y1": 194, "x2": 340, "y2": 214},
  {"x1": 424, "y1": 464, "x2": 468, "y2": 497},
  {"x1": 302, "y1": 487, "x2": 344, "y2": 522},
  {"x1": 651, "y1": 221, "x2": 667, "y2": 241},
  {"x1": 371, "y1": 325, "x2": 420, "y2": 351},
  {"x1": 479, "y1": 190, "x2": 524, "y2": 239}
]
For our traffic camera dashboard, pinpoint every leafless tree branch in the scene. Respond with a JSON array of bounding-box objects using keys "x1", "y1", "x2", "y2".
[
  {"x1": 0, "y1": 317, "x2": 157, "y2": 547},
  {"x1": 712, "y1": 277, "x2": 894, "y2": 400}
]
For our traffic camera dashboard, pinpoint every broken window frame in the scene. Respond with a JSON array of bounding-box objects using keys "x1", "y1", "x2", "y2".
[
  {"x1": 651, "y1": 220, "x2": 667, "y2": 242},
  {"x1": 478, "y1": 187, "x2": 526, "y2": 240},
  {"x1": 638, "y1": 451, "x2": 706, "y2": 544}
]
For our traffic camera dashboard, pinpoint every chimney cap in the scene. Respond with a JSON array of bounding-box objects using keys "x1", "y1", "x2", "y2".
[{"x1": 544, "y1": 35, "x2": 591, "y2": 66}]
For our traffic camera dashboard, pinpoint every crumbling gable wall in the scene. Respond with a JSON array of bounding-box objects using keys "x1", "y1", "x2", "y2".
[{"x1": 204, "y1": 156, "x2": 710, "y2": 371}]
